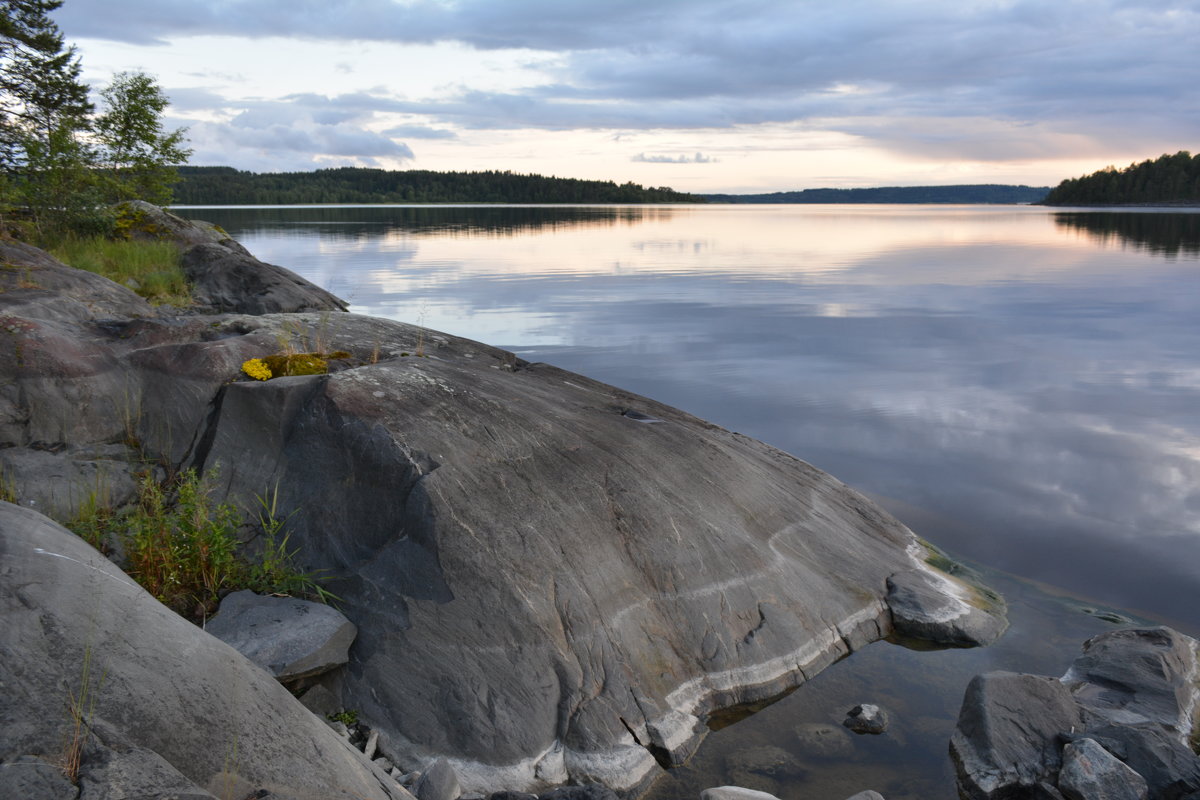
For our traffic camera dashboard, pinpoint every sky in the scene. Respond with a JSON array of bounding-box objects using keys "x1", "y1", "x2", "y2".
[{"x1": 55, "y1": 0, "x2": 1200, "y2": 194}]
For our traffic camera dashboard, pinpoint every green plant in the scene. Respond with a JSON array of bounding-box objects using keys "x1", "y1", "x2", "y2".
[
  {"x1": 65, "y1": 468, "x2": 334, "y2": 622},
  {"x1": 49, "y1": 235, "x2": 189, "y2": 306},
  {"x1": 327, "y1": 709, "x2": 358, "y2": 726},
  {"x1": 244, "y1": 486, "x2": 338, "y2": 604},
  {"x1": 122, "y1": 469, "x2": 241, "y2": 618}
]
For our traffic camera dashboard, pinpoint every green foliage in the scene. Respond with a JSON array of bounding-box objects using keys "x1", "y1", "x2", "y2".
[
  {"x1": 66, "y1": 468, "x2": 331, "y2": 622},
  {"x1": 326, "y1": 709, "x2": 358, "y2": 726},
  {"x1": 704, "y1": 184, "x2": 1052, "y2": 204},
  {"x1": 1, "y1": 3, "x2": 189, "y2": 241},
  {"x1": 173, "y1": 165, "x2": 703, "y2": 205},
  {"x1": 1044, "y1": 151, "x2": 1200, "y2": 206},
  {"x1": 93, "y1": 70, "x2": 191, "y2": 205},
  {"x1": 49, "y1": 235, "x2": 190, "y2": 305}
]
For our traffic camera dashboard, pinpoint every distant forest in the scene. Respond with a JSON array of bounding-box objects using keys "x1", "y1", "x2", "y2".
[
  {"x1": 1042, "y1": 151, "x2": 1200, "y2": 206},
  {"x1": 172, "y1": 166, "x2": 703, "y2": 204},
  {"x1": 704, "y1": 184, "x2": 1050, "y2": 204}
]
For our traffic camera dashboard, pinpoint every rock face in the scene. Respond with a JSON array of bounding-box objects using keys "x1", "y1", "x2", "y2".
[
  {"x1": 205, "y1": 590, "x2": 358, "y2": 683},
  {"x1": 182, "y1": 242, "x2": 348, "y2": 315},
  {"x1": 952, "y1": 628, "x2": 1200, "y2": 800},
  {"x1": 0, "y1": 225, "x2": 1008, "y2": 796},
  {"x1": 0, "y1": 501, "x2": 411, "y2": 800},
  {"x1": 951, "y1": 671, "x2": 1084, "y2": 798}
]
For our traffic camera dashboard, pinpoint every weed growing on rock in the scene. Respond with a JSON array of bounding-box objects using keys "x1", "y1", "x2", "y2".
[
  {"x1": 49, "y1": 236, "x2": 190, "y2": 306},
  {"x1": 66, "y1": 469, "x2": 332, "y2": 622},
  {"x1": 61, "y1": 644, "x2": 103, "y2": 783}
]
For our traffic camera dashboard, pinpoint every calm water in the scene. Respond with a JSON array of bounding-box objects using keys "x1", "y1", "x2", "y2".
[{"x1": 176, "y1": 204, "x2": 1200, "y2": 798}]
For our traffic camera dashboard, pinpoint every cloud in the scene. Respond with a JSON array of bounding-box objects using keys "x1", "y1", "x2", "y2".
[
  {"x1": 632, "y1": 152, "x2": 716, "y2": 164},
  {"x1": 58, "y1": 0, "x2": 1200, "y2": 165}
]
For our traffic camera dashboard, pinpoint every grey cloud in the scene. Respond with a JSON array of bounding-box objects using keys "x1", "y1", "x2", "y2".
[
  {"x1": 382, "y1": 125, "x2": 457, "y2": 140},
  {"x1": 58, "y1": 0, "x2": 1200, "y2": 162},
  {"x1": 632, "y1": 152, "x2": 715, "y2": 164}
]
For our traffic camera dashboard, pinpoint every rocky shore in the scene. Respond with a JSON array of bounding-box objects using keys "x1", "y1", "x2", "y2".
[{"x1": 3, "y1": 204, "x2": 1188, "y2": 800}]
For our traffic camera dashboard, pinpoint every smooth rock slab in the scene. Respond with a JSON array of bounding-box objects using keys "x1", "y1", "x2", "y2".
[
  {"x1": 1058, "y1": 738, "x2": 1148, "y2": 800},
  {"x1": 206, "y1": 590, "x2": 357, "y2": 682}
]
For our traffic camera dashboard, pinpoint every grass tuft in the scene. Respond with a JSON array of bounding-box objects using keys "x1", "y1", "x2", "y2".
[
  {"x1": 49, "y1": 235, "x2": 191, "y2": 306},
  {"x1": 66, "y1": 468, "x2": 332, "y2": 622}
]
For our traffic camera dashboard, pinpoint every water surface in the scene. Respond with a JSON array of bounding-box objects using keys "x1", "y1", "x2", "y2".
[{"x1": 176, "y1": 203, "x2": 1200, "y2": 797}]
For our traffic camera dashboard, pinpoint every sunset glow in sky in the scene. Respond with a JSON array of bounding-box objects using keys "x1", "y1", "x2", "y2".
[{"x1": 57, "y1": 0, "x2": 1200, "y2": 193}]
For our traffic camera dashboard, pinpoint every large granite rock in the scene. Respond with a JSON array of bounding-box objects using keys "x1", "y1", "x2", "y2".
[
  {"x1": 950, "y1": 671, "x2": 1084, "y2": 799},
  {"x1": 0, "y1": 234, "x2": 1007, "y2": 795},
  {"x1": 188, "y1": 315, "x2": 1005, "y2": 793},
  {"x1": 0, "y1": 501, "x2": 411, "y2": 800},
  {"x1": 1058, "y1": 738, "x2": 1148, "y2": 800},
  {"x1": 205, "y1": 589, "x2": 358, "y2": 683}
]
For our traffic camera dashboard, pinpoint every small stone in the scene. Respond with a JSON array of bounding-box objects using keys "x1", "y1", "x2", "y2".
[
  {"x1": 843, "y1": 704, "x2": 888, "y2": 735},
  {"x1": 327, "y1": 720, "x2": 349, "y2": 738},
  {"x1": 700, "y1": 787, "x2": 782, "y2": 800},
  {"x1": 489, "y1": 792, "x2": 538, "y2": 800},
  {"x1": 844, "y1": 792, "x2": 887, "y2": 800},
  {"x1": 401, "y1": 771, "x2": 421, "y2": 787},
  {"x1": 373, "y1": 756, "x2": 394, "y2": 772}
]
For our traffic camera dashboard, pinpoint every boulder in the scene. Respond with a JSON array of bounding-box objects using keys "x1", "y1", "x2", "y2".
[
  {"x1": 844, "y1": 792, "x2": 887, "y2": 800},
  {"x1": 1062, "y1": 627, "x2": 1199, "y2": 737},
  {"x1": 1082, "y1": 724, "x2": 1200, "y2": 799},
  {"x1": 181, "y1": 242, "x2": 348, "y2": 315},
  {"x1": 188, "y1": 312, "x2": 1005, "y2": 793},
  {"x1": 537, "y1": 785, "x2": 619, "y2": 800},
  {"x1": 412, "y1": 758, "x2": 461, "y2": 800},
  {"x1": 205, "y1": 590, "x2": 357, "y2": 683},
  {"x1": 1058, "y1": 738, "x2": 1148, "y2": 800},
  {"x1": 950, "y1": 671, "x2": 1083, "y2": 799},
  {"x1": 843, "y1": 704, "x2": 888, "y2": 735},
  {"x1": 0, "y1": 501, "x2": 412, "y2": 800},
  {"x1": 887, "y1": 567, "x2": 1007, "y2": 647},
  {"x1": 115, "y1": 200, "x2": 251, "y2": 256}
]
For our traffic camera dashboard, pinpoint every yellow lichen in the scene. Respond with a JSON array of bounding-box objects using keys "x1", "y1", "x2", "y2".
[{"x1": 242, "y1": 358, "x2": 272, "y2": 381}]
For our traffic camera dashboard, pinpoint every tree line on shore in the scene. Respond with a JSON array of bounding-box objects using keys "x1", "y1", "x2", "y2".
[
  {"x1": 1042, "y1": 151, "x2": 1200, "y2": 206},
  {"x1": 704, "y1": 184, "x2": 1051, "y2": 204},
  {"x1": 173, "y1": 166, "x2": 703, "y2": 205}
]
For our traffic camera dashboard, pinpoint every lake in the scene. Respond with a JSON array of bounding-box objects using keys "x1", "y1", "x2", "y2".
[{"x1": 175, "y1": 203, "x2": 1200, "y2": 799}]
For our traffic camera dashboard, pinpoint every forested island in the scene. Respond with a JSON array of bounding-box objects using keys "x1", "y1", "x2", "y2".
[
  {"x1": 173, "y1": 166, "x2": 703, "y2": 204},
  {"x1": 1043, "y1": 151, "x2": 1200, "y2": 205},
  {"x1": 703, "y1": 184, "x2": 1050, "y2": 204}
]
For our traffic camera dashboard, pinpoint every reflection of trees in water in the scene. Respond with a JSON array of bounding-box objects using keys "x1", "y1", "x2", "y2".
[
  {"x1": 1054, "y1": 212, "x2": 1200, "y2": 258},
  {"x1": 174, "y1": 205, "x2": 677, "y2": 240}
]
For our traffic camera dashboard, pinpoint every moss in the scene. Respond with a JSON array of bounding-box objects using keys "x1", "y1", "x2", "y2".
[{"x1": 262, "y1": 352, "x2": 329, "y2": 377}]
